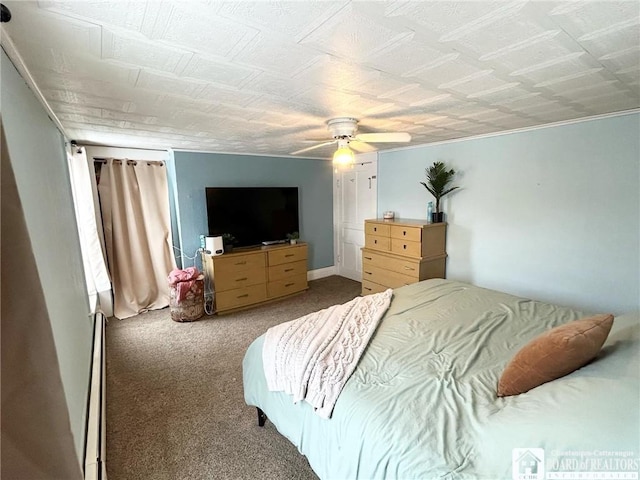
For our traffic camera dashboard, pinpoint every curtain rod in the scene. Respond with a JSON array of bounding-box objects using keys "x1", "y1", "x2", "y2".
[{"x1": 93, "y1": 157, "x2": 165, "y2": 166}]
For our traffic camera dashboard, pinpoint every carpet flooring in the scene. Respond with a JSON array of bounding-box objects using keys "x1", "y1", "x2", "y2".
[{"x1": 106, "y1": 275, "x2": 362, "y2": 480}]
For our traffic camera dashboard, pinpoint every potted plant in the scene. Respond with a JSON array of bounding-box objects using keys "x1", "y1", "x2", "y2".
[
  {"x1": 286, "y1": 231, "x2": 300, "y2": 245},
  {"x1": 420, "y1": 161, "x2": 459, "y2": 223},
  {"x1": 222, "y1": 233, "x2": 236, "y2": 253}
]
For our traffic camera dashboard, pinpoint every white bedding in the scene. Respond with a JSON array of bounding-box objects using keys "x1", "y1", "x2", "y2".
[
  {"x1": 244, "y1": 279, "x2": 640, "y2": 479},
  {"x1": 262, "y1": 289, "x2": 392, "y2": 418}
]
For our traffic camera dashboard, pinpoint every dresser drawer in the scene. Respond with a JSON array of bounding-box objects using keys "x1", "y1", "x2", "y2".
[
  {"x1": 216, "y1": 284, "x2": 267, "y2": 312},
  {"x1": 214, "y1": 266, "x2": 265, "y2": 292},
  {"x1": 214, "y1": 252, "x2": 265, "y2": 275},
  {"x1": 362, "y1": 250, "x2": 420, "y2": 279},
  {"x1": 268, "y1": 274, "x2": 308, "y2": 298},
  {"x1": 390, "y1": 225, "x2": 421, "y2": 242},
  {"x1": 361, "y1": 279, "x2": 388, "y2": 296},
  {"x1": 361, "y1": 265, "x2": 416, "y2": 289},
  {"x1": 391, "y1": 238, "x2": 422, "y2": 257},
  {"x1": 365, "y1": 222, "x2": 390, "y2": 237},
  {"x1": 365, "y1": 234, "x2": 390, "y2": 251},
  {"x1": 268, "y1": 245, "x2": 308, "y2": 266},
  {"x1": 268, "y1": 260, "x2": 307, "y2": 281}
]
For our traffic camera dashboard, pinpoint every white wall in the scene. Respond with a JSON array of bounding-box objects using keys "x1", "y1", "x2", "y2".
[
  {"x1": 379, "y1": 112, "x2": 640, "y2": 314},
  {"x1": 1, "y1": 49, "x2": 92, "y2": 463}
]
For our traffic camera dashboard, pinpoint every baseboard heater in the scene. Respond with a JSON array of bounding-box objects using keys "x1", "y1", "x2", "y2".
[{"x1": 84, "y1": 312, "x2": 107, "y2": 480}]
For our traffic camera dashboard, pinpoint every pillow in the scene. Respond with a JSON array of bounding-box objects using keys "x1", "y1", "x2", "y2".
[{"x1": 497, "y1": 314, "x2": 614, "y2": 397}]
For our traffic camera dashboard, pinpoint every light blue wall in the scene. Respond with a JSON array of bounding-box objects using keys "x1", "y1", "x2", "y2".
[
  {"x1": 2, "y1": 49, "x2": 92, "y2": 460},
  {"x1": 171, "y1": 151, "x2": 334, "y2": 271},
  {"x1": 379, "y1": 112, "x2": 640, "y2": 314}
]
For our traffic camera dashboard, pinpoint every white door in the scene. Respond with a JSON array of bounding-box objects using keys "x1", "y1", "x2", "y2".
[{"x1": 333, "y1": 153, "x2": 377, "y2": 281}]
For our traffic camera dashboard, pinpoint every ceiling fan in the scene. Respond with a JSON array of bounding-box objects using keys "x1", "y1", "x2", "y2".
[{"x1": 291, "y1": 117, "x2": 411, "y2": 165}]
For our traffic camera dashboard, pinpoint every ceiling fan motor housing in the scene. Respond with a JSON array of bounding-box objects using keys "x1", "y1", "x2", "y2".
[{"x1": 327, "y1": 117, "x2": 358, "y2": 139}]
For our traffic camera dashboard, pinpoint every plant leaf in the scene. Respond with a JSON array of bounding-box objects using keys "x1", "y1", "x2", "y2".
[
  {"x1": 441, "y1": 186, "x2": 460, "y2": 197},
  {"x1": 423, "y1": 162, "x2": 458, "y2": 201}
]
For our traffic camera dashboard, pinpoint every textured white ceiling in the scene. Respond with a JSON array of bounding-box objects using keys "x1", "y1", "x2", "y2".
[{"x1": 2, "y1": 0, "x2": 639, "y2": 158}]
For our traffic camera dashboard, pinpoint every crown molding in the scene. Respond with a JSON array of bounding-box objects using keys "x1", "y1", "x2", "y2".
[
  {"x1": 383, "y1": 109, "x2": 640, "y2": 154},
  {"x1": 171, "y1": 148, "x2": 330, "y2": 161}
]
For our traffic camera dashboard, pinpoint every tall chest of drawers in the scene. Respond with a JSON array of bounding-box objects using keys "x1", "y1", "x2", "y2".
[
  {"x1": 203, "y1": 243, "x2": 308, "y2": 313},
  {"x1": 361, "y1": 219, "x2": 447, "y2": 295}
]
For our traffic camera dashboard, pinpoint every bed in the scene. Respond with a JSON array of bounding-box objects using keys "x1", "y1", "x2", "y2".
[{"x1": 243, "y1": 279, "x2": 640, "y2": 479}]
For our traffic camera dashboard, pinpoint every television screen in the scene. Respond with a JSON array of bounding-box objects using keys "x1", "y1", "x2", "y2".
[{"x1": 206, "y1": 187, "x2": 299, "y2": 248}]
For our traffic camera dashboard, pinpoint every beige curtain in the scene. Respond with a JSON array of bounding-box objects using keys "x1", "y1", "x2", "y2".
[{"x1": 98, "y1": 158, "x2": 176, "y2": 319}]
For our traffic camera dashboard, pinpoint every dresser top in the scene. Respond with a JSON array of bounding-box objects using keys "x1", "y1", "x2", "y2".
[
  {"x1": 205, "y1": 241, "x2": 307, "y2": 259},
  {"x1": 366, "y1": 218, "x2": 447, "y2": 228}
]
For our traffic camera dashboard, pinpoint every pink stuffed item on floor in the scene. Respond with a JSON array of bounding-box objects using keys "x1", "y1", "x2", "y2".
[{"x1": 168, "y1": 267, "x2": 201, "y2": 302}]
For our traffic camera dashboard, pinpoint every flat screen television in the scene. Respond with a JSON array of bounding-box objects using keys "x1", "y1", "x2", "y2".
[{"x1": 206, "y1": 187, "x2": 299, "y2": 248}]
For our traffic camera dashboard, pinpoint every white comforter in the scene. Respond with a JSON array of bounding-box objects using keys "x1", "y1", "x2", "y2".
[{"x1": 262, "y1": 289, "x2": 393, "y2": 418}]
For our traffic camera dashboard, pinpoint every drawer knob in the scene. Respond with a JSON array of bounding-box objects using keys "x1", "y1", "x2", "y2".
[
  {"x1": 237, "y1": 294, "x2": 249, "y2": 299},
  {"x1": 364, "y1": 287, "x2": 372, "y2": 291},
  {"x1": 365, "y1": 271, "x2": 372, "y2": 275},
  {"x1": 236, "y1": 277, "x2": 248, "y2": 282},
  {"x1": 403, "y1": 244, "x2": 407, "y2": 249},
  {"x1": 285, "y1": 254, "x2": 294, "y2": 257},
  {"x1": 235, "y1": 261, "x2": 247, "y2": 265},
  {"x1": 404, "y1": 266, "x2": 415, "y2": 271},
  {"x1": 364, "y1": 256, "x2": 372, "y2": 260},
  {"x1": 374, "y1": 227, "x2": 377, "y2": 232},
  {"x1": 374, "y1": 240, "x2": 378, "y2": 244},
  {"x1": 285, "y1": 282, "x2": 294, "y2": 287},
  {"x1": 284, "y1": 268, "x2": 294, "y2": 272},
  {"x1": 403, "y1": 230, "x2": 407, "y2": 236}
]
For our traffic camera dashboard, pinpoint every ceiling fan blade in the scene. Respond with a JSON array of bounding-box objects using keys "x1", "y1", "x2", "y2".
[
  {"x1": 355, "y1": 132, "x2": 411, "y2": 143},
  {"x1": 300, "y1": 137, "x2": 334, "y2": 143},
  {"x1": 291, "y1": 140, "x2": 336, "y2": 155},
  {"x1": 349, "y1": 140, "x2": 377, "y2": 153}
]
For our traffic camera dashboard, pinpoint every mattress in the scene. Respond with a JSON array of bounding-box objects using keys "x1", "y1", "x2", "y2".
[{"x1": 243, "y1": 279, "x2": 640, "y2": 479}]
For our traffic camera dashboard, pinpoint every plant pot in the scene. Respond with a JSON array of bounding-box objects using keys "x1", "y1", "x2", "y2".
[
  {"x1": 431, "y1": 212, "x2": 445, "y2": 223},
  {"x1": 290, "y1": 239, "x2": 298, "y2": 245},
  {"x1": 224, "y1": 244, "x2": 233, "y2": 253}
]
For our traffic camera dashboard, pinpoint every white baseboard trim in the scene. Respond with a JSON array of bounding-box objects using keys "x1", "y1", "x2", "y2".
[
  {"x1": 307, "y1": 266, "x2": 336, "y2": 281},
  {"x1": 85, "y1": 313, "x2": 106, "y2": 480}
]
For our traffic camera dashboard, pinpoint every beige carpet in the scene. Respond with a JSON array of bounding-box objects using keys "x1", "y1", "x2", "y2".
[{"x1": 106, "y1": 275, "x2": 362, "y2": 480}]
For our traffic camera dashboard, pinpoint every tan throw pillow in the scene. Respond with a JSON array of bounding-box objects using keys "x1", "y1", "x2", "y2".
[{"x1": 497, "y1": 314, "x2": 614, "y2": 397}]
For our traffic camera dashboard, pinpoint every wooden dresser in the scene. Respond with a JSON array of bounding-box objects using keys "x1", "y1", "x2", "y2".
[
  {"x1": 361, "y1": 219, "x2": 447, "y2": 295},
  {"x1": 203, "y1": 243, "x2": 308, "y2": 313}
]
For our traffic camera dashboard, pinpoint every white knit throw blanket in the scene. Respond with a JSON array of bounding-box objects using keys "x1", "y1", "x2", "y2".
[{"x1": 262, "y1": 289, "x2": 393, "y2": 419}]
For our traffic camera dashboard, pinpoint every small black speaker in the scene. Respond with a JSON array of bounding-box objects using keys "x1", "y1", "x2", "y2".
[{"x1": 1, "y1": 4, "x2": 11, "y2": 23}]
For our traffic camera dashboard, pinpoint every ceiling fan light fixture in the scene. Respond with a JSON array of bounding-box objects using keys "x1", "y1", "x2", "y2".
[
  {"x1": 292, "y1": 117, "x2": 411, "y2": 157},
  {"x1": 333, "y1": 139, "x2": 354, "y2": 166},
  {"x1": 333, "y1": 146, "x2": 354, "y2": 165}
]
